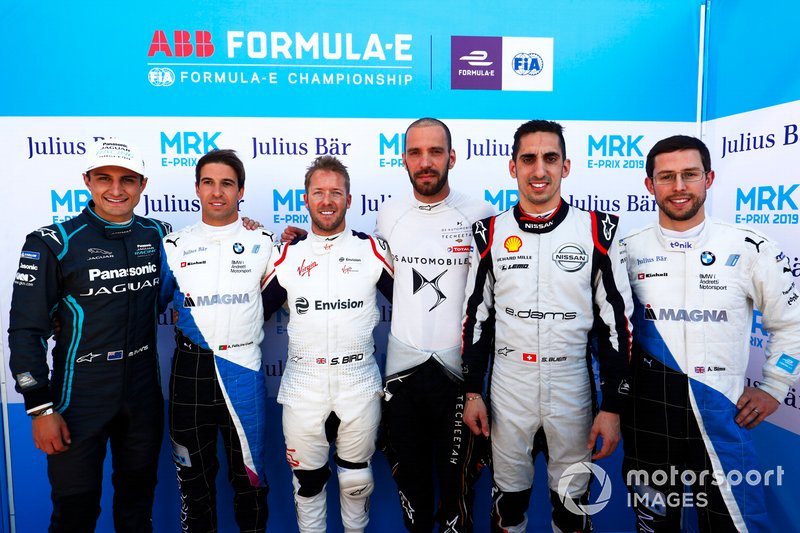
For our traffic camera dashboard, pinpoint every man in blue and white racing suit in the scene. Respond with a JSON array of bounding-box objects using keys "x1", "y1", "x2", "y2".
[
  {"x1": 160, "y1": 149, "x2": 273, "y2": 532},
  {"x1": 620, "y1": 135, "x2": 800, "y2": 532},
  {"x1": 263, "y1": 155, "x2": 394, "y2": 533}
]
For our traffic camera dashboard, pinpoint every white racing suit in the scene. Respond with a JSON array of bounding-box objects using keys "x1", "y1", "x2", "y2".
[
  {"x1": 620, "y1": 218, "x2": 800, "y2": 532},
  {"x1": 262, "y1": 228, "x2": 393, "y2": 533},
  {"x1": 462, "y1": 201, "x2": 633, "y2": 533}
]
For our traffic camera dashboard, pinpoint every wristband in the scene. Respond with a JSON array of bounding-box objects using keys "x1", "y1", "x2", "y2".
[
  {"x1": 466, "y1": 394, "x2": 483, "y2": 402},
  {"x1": 31, "y1": 407, "x2": 55, "y2": 419}
]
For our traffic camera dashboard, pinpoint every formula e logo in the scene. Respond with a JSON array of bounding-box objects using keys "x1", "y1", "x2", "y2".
[
  {"x1": 460, "y1": 50, "x2": 492, "y2": 66},
  {"x1": 512, "y1": 53, "x2": 543, "y2": 76},
  {"x1": 295, "y1": 297, "x2": 310, "y2": 315},
  {"x1": 700, "y1": 251, "x2": 716, "y2": 266},
  {"x1": 148, "y1": 67, "x2": 175, "y2": 87},
  {"x1": 412, "y1": 268, "x2": 447, "y2": 311}
]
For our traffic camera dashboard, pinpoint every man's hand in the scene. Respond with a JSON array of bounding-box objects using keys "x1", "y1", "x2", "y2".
[
  {"x1": 464, "y1": 395, "x2": 490, "y2": 437},
  {"x1": 735, "y1": 387, "x2": 780, "y2": 429},
  {"x1": 588, "y1": 410, "x2": 620, "y2": 460},
  {"x1": 281, "y1": 225, "x2": 307, "y2": 243},
  {"x1": 241, "y1": 217, "x2": 264, "y2": 231},
  {"x1": 32, "y1": 412, "x2": 71, "y2": 455}
]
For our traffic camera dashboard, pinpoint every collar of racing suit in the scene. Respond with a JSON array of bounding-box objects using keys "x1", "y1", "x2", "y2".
[
  {"x1": 84, "y1": 201, "x2": 135, "y2": 239},
  {"x1": 198, "y1": 218, "x2": 241, "y2": 241},
  {"x1": 512, "y1": 199, "x2": 569, "y2": 233},
  {"x1": 655, "y1": 218, "x2": 710, "y2": 251},
  {"x1": 309, "y1": 227, "x2": 347, "y2": 255}
]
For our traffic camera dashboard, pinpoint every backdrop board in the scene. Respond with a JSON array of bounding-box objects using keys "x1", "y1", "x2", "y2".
[{"x1": 2, "y1": 1, "x2": 797, "y2": 532}]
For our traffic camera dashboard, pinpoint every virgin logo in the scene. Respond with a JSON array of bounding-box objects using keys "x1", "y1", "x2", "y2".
[{"x1": 298, "y1": 259, "x2": 319, "y2": 277}]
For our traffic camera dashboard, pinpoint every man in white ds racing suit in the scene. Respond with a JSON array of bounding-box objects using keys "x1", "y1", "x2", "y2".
[{"x1": 262, "y1": 156, "x2": 394, "y2": 533}]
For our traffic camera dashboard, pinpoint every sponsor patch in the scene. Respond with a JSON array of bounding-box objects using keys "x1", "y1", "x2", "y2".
[
  {"x1": 776, "y1": 354, "x2": 799, "y2": 373},
  {"x1": 21, "y1": 251, "x2": 40, "y2": 260},
  {"x1": 15, "y1": 372, "x2": 37, "y2": 389},
  {"x1": 171, "y1": 440, "x2": 192, "y2": 467}
]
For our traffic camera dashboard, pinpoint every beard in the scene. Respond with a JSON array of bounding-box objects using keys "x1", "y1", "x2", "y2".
[
  {"x1": 310, "y1": 209, "x2": 347, "y2": 235},
  {"x1": 656, "y1": 190, "x2": 705, "y2": 222},
  {"x1": 408, "y1": 166, "x2": 449, "y2": 199}
]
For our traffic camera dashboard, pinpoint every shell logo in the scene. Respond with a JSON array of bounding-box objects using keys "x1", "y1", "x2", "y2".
[{"x1": 504, "y1": 235, "x2": 523, "y2": 253}]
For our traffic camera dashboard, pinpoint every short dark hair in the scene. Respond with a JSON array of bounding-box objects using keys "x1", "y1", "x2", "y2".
[
  {"x1": 646, "y1": 135, "x2": 711, "y2": 177},
  {"x1": 195, "y1": 149, "x2": 245, "y2": 188},
  {"x1": 405, "y1": 117, "x2": 452, "y2": 153},
  {"x1": 304, "y1": 155, "x2": 350, "y2": 194},
  {"x1": 512, "y1": 120, "x2": 567, "y2": 161}
]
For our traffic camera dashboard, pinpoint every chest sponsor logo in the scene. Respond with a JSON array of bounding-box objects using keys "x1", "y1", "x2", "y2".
[
  {"x1": 233, "y1": 242, "x2": 244, "y2": 254},
  {"x1": 412, "y1": 268, "x2": 447, "y2": 311},
  {"x1": 230, "y1": 259, "x2": 252, "y2": 274},
  {"x1": 298, "y1": 259, "x2": 318, "y2": 277},
  {"x1": 448, "y1": 245, "x2": 473, "y2": 253},
  {"x1": 314, "y1": 298, "x2": 364, "y2": 310},
  {"x1": 497, "y1": 347, "x2": 513, "y2": 357},
  {"x1": 295, "y1": 297, "x2": 309, "y2": 314},
  {"x1": 700, "y1": 251, "x2": 716, "y2": 266},
  {"x1": 699, "y1": 273, "x2": 727, "y2": 291},
  {"x1": 21, "y1": 251, "x2": 40, "y2": 260},
  {"x1": 181, "y1": 260, "x2": 206, "y2": 268},
  {"x1": 80, "y1": 277, "x2": 160, "y2": 296},
  {"x1": 88, "y1": 263, "x2": 158, "y2": 281},
  {"x1": 552, "y1": 243, "x2": 589, "y2": 272},
  {"x1": 505, "y1": 308, "x2": 577, "y2": 320},
  {"x1": 643, "y1": 304, "x2": 728, "y2": 322},
  {"x1": 503, "y1": 236, "x2": 522, "y2": 253},
  {"x1": 87, "y1": 247, "x2": 114, "y2": 260},
  {"x1": 500, "y1": 263, "x2": 529, "y2": 270},
  {"x1": 636, "y1": 256, "x2": 666, "y2": 265},
  {"x1": 183, "y1": 246, "x2": 207, "y2": 256},
  {"x1": 668, "y1": 240, "x2": 692, "y2": 250},
  {"x1": 725, "y1": 254, "x2": 740, "y2": 267},
  {"x1": 18, "y1": 263, "x2": 38, "y2": 271},
  {"x1": 15, "y1": 272, "x2": 37, "y2": 284},
  {"x1": 135, "y1": 243, "x2": 157, "y2": 256},
  {"x1": 637, "y1": 272, "x2": 668, "y2": 280},
  {"x1": 183, "y1": 292, "x2": 250, "y2": 307}
]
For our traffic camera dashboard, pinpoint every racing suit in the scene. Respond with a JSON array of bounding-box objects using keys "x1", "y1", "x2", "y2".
[
  {"x1": 620, "y1": 218, "x2": 800, "y2": 532},
  {"x1": 262, "y1": 228, "x2": 393, "y2": 533},
  {"x1": 159, "y1": 219, "x2": 274, "y2": 532},
  {"x1": 377, "y1": 190, "x2": 493, "y2": 532},
  {"x1": 8, "y1": 202, "x2": 170, "y2": 532},
  {"x1": 462, "y1": 201, "x2": 633, "y2": 533}
]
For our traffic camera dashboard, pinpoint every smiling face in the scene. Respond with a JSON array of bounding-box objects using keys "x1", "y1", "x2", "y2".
[
  {"x1": 509, "y1": 131, "x2": 570, "y2": 213},
  {"x1": 646, "y1": 149, "x2": 714, "y2": 231},
  {"x1": 402, "y1": 123, "x2": 455, "y2": 203},
  {"x1": 196, "y1": 162, "x2": 244, "y2": 226},
  {"x1": 305, "y1": 169, "x2": 351, "y2": 236},
  {"x1": 83, "y1": 166, "x2": 147, "y2": 222}
]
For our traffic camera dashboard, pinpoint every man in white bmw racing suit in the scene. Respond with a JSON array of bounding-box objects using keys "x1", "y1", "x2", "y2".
[
  {"x1": 462, "y1": 120, "x2": 633, "y2": 533},
  {"x1": 262, "y1": 155, "x2": 394, "y2": 533},
  {"x1": 620, "y1": 135, "x2": 800, "y2": 532},
  {"x1": 160, "y1": 149, "x2": 273, "y2": 532}
]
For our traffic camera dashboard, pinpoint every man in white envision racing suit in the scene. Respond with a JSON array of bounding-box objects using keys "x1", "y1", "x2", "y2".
[
  {"x1": 160, "y1": 149, "x2": 273, "y2": 532},
  {"x1": 263, "y1": 156, "x2": 394, "y2": 533},
  {"x1": 620, "y1": 135, "x2": 800, "y2": 532},
  {"x1": 462, "y1": 120, "x2": 633, "y2": 533},
  {"x1": 378, "y1": 117, "x2": 493, "y2": 533}
]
